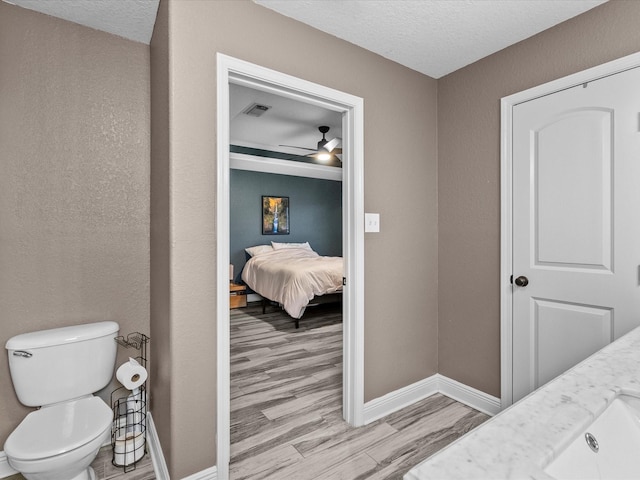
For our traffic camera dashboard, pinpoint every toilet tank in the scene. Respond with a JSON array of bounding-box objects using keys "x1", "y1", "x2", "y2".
[{"x1": 5, "y1": 321, "x2": 119, "y2": 407}]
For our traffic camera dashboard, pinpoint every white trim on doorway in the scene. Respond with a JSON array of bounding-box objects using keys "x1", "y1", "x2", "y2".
[
  {"x1": 500, "y1": 50, "x2": 640, "y2": 409},
  {"x1": 216, "y1": 53, "x2": 365, "y2": 480}
]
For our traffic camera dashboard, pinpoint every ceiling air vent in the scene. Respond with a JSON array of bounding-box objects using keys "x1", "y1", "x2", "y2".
[{"x1": 243, "y1": 103, "x2": 271, "y2": 117}]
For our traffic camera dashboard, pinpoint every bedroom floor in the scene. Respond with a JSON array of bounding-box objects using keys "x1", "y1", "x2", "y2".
[{"x1": 230, "y1": 303, "x2": 489, "y2": 480}]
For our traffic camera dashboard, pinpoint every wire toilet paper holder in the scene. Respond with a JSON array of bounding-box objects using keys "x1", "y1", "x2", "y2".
[{"x1": 111, "y1": 332, "x2": 150, "y2": 472}]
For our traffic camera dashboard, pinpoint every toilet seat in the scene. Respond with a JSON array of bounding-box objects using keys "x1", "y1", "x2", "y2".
[{"x1": 4, "y1": 396, "x2": 112, "y2": 461}]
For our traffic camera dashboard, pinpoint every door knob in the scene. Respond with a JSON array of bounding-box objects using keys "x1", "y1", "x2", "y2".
[{"x1": 514, "y1": 275, "x2": 529, "y2": 287}]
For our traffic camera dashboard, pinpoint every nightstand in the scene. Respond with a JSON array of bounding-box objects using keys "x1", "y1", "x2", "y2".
[{"x1": 229, "y1": 282, "x2": 247, "y2": 309}]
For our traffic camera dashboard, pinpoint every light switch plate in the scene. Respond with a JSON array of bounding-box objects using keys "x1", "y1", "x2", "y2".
[{"x1": 365, "y1": 213, "x2": 380, "y2": 233}]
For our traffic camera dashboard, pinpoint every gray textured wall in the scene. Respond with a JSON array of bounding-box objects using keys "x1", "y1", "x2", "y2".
[
  {"x1": 230, "y1": 169, "x2": 342, "y2": 281},
  {"x1": 438, "y1": 0, "x2": 640, "y2": 397},
  {"x1": 151, "y1": 0, "x2": 438, "y2": 475},
  {"x1": 0, "y1": 2, "x2": 150, "y2": 446}
]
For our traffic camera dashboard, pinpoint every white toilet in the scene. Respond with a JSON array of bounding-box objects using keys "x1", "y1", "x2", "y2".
[{"x1": 4, "y1": 321, "x2": 120, "y2": 480}]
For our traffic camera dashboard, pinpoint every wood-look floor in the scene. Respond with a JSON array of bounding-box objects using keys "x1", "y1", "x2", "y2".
[{"x1": 230, "y1": 303, "x2": 489, "y2": 480}]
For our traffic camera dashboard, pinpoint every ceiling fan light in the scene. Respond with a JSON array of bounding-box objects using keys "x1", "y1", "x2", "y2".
[{"x1": 317, "y1": 151, "x2": 332, "y2": 161}]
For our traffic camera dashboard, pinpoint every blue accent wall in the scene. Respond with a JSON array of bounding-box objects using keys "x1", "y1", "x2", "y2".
[{"x1": 230, "y1": 169, "x2": 342, "y2": 283}]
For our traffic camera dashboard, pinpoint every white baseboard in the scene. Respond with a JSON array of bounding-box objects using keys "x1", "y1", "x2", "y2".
[
  {"x1": 0, "y1": 452, "x2": 17, "y2": 478},
  {"x1": 147, "y1": 412, "x2": 170, "y2": 480},
  {"x1": 363, "y1": 375, "x2": 440, "y2": 424},
  {"x1": 146, "y1": 412, "x2": 218, "y2": 480},
  {"x1": 181, "y1": 466, "x2": 218, "y2": 480},
  {"x1": 363, "y1": 374, "x2": 501, "y2": 424},
  {"x1": 436, "y1": 374, "x2": 501, "y2": 416}
]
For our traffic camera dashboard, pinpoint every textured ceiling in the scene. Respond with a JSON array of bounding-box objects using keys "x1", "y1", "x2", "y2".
[
  {"x1": 230, "y1": 84, "x2": 342, "y2": 154},
  {"x1": 5, "y1": 0, "x2": 607, "y2": 74},
  {"x1": 4, "y1": 0, "x2": 159, "y2": 44},
  {"x1": 255, "y1": 0, "x2": 608, "y2": 78}
]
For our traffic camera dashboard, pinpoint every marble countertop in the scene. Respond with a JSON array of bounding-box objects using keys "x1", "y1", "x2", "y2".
[{"x1": 405, "y1": 326, "x2": 640, "y2": 480}]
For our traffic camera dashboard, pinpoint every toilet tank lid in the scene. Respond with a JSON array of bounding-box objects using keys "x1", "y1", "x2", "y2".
[{"x1": 6, "y1": 321, "x2": 119, "y2": 350}]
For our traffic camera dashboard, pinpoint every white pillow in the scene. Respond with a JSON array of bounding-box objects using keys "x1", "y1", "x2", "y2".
[
  {"x1": 245, "y1": 245, "x2": 274, "y2": 257},
  {"x1": 271, "y1": 241, "x2": 313, "y2": 251}
]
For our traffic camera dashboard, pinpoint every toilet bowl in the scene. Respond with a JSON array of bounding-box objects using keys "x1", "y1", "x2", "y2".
[
  {"x1": 4, "y1": 396, "x2": 113, "y2": 480},
  {"x1": 4, "y1": 321, "x2": 120, "y2": 480}
]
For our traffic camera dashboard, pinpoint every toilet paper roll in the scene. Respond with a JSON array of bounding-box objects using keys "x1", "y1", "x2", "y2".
[
  {"x1": 116, "y1": 357, "x2": 148, "y2": 390},
  {"x1": 126, "y1": 391, "x2": 147, "y2": 433},
  {"x1": 114, "y1": 429, "x2": 145, "y2": 466},
  {"x1": 126, "y1": 390, "x2": 146, "y2": 413}
]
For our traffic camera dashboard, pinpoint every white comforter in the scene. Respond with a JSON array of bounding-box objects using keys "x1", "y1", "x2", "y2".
[{"x1": 241, "y1": 248, "x2": 343, "y2": 319}]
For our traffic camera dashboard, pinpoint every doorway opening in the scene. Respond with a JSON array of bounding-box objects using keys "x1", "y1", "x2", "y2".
[{"x1": 216, "y1": 54, "x2": 365, "y2": 479}]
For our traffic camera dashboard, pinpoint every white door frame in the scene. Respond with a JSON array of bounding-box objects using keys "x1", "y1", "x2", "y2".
[
  {"x1": 216, "y1": 53, "x2": 365, "y2": 479},
  {"x1": 500, "y1": 50, "x2": 640, "y2": 409}
]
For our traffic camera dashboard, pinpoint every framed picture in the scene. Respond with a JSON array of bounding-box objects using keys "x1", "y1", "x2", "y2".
[{"x1": 262, "y1": 196, "x2": 290, "y2": 235}]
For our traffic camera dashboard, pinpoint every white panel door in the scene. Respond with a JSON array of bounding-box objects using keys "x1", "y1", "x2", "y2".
[{"x1": 512, "y1": 67, "x2": 640, "y2": 403}]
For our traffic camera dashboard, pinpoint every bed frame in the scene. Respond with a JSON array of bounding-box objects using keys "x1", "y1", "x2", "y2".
[{"x1": 261, "y1": 292, "x2": 342, "y2": 328}]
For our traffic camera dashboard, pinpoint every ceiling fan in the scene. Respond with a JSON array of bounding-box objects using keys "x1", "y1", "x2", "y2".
[{"x1": 281, "y1": 126, "x2": 342, "y2": 163}]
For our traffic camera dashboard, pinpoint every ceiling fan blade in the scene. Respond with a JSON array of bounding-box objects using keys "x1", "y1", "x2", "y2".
[
  {"x1": 279, "y1": 144, "x2": 316, "y2": 152},
  {"x1": 324, "y1": 137, "x2": 341, "y2": 153}
]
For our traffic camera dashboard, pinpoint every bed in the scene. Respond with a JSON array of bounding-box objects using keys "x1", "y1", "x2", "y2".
[{"x1": 241, "y1": 242, "x2": 343, "y2": 327}]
